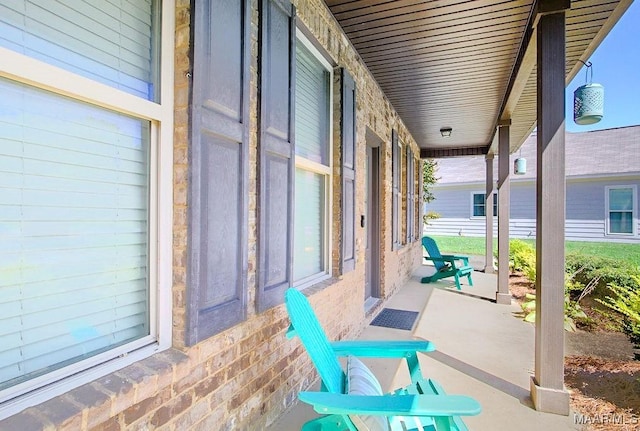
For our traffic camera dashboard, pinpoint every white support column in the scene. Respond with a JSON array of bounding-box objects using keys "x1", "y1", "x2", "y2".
[
  {"x1": 484, "y1": 154, "x2": 496, "y2": 274},
  {"x1": 496, "y1": 124, "x2": 511, "y2": 305},
  {"x1": 530, "y1": 2, "x2": 570, "y2": 415}
]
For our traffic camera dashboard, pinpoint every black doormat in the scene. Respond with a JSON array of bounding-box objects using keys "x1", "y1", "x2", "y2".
[{"x1": 370, "y1": 308, "x2": 419, "y2": 331}]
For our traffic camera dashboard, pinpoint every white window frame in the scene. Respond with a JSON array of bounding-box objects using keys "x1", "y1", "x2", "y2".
[
  {"x1": 605, "y1": 185, "x2": 637, "y2": 237},
  {"x1": 470, "y1": 191, "x2": 497, "y2": 218},
  {"x1": 293, "y1": 29, "x2": 333, "y2": 289},
  {"x1": 0, "y1": 1, "x2": 174, "y2": 418}
]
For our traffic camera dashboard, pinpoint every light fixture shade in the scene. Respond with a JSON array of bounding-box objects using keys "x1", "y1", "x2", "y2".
[
  {"x1": 574, "y1": 83, "x2": 604, "y2": 125},
  {"x1": 440, "y1": 127, "x2": 452, "y2": 137},
  {"x1": 514, "y1": 158, "x2": 526, "y2": 175}
]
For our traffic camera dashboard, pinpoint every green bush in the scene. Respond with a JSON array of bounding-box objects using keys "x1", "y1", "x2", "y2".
[
  {"x1": 423, "y1": 211, "x2": 440, "y2": 226},
  {"x1": 566, "y1": 253, "x2": 640, "y2": 297},
  {"x1": 519, "y1": 291, "x2": 588, "y2": 332},
  {"x1": 596, "y1": 275, "x2": 640, "y2": 355},
  {"x1": 509, "y1": 239, "x2": 536, "y2": 282}
]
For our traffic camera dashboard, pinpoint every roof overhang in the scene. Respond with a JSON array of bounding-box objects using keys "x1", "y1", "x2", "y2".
[{"x1": 324, "y1": 0, "x2": 632, "y2": 157}]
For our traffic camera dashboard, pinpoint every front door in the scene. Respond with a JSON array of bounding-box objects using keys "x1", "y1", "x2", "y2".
[{"x1": 365, "y1": 143, "x2": 380, "y2": 305}]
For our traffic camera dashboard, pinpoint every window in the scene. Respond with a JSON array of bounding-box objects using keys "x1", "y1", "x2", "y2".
[
  {"x1": 606, "y1": 186, "x2": 636, "y2": 235},
  {"x1": 0, "y1": 0, "x2": 160, "y2": 102},
  {"x1": 340, "y1": 68, "x2": 356, "y2": 273},
  {"x1": 414, "y1": 158, "x2": 422, "y2": 241},
  {"x1": 406, "y1": 146, "x2": 415, "y2": 243},
  {"x1": 472, "y1": 192, "x2": 497, "y2": 217},
  {"x1": 257, "y1": 3, "x2": 333, "y2": 307},
  {"x1": 0, "y1": 0, "x2": 172, "y2": 409},
  {"x1": 391, "y1": 129, "x2": 400, "y2": 249},
  {"x1": 294, "y1": 33, "x2": 332, "y2": 284}
]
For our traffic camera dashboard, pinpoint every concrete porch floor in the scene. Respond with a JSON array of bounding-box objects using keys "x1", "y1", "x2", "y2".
[{"x1": 267, "y1": 262, "x2": 583, "y2": 430}]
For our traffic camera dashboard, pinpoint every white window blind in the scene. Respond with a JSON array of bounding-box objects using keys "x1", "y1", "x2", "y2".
[
  {"x1": 0, "y1": 77, "x2": 150, "y2": 391},
  {"x1": 295, "y1": 42, "x2": 329, "y2": 165},
  {"x1": 0, "y1": 0, "x2": 156, "y2": 101},
  {"x1": 293, "y1": 169, "x2": 325, "y2": 281}
]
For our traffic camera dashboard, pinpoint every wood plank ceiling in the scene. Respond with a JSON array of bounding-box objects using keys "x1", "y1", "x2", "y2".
[{"x1": 324, "y1": 0, "x2": 629, "y2": 156}]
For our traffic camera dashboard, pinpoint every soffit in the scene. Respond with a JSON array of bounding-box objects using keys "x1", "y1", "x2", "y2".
[{"x1": 324, "y1": 0, "x2": 629, "y2": 156}]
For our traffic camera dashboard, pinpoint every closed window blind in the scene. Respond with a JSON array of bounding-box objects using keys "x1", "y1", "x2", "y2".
[
  {"x1": 0, "y1": 0, "x2": 157, "y2": 100},
  {"x1": 293, "y1": 168, "x2": 324, "y2": 281},
  {"x1": 294, "y1": 38, "x2": 330, "y2": 283},
  {"x1": 0, "y1": 77, "x2": 150, "y2": 390},
  {"x1": 295, "y1": 42, "x2": 329, "y2": 166}
]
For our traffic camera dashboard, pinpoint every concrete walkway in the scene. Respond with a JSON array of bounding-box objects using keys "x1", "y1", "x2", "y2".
[{"x1": 268, "y1": 264, "x2": 581, "y2": 430}]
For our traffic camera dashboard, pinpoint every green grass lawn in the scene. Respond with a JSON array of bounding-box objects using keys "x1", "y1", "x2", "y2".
[{"x1": 428, "y1": 235, "x2": 640, "y2": 266}]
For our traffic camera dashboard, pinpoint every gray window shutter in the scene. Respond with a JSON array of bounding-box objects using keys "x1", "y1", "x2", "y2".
[
  {"x1": 187, "y1": 0, "x2": 250, "y2": 345},
  {"x1": 417, "y1": 159, "x2": 424, "y2": 241},
  {"x1": 392, "y1": 129, "x2": 399, "y2": 249},
  {"x1": 341, "y1": 68, "x2": 356, "y2": 273},
  {"x1": 258, "y1": 0, "x2": 296, "y2": 311},
  {"x1": 406, "y1": 146, "x2": 414, "y2": 243}
]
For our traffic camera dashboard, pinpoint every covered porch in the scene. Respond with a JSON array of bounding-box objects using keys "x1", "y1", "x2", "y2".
[
  {"x1": 323, "y1": 0, "x2": 632, "y2": 416},
  {"x1": 268, "y1": 266, "x2": 581, "y2": 430}
]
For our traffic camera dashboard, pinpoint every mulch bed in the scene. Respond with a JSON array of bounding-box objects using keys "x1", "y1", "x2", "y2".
[
  {"x1": 566, "y1": 356, "x2": 640, "y2": 431},
  {"x1": 509, "y1": 273, "x2": 640, "y2": 430}
]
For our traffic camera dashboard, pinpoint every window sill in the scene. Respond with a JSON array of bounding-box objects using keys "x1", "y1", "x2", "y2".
[
  {"x1": 605, "y1": 233, "x2": 638, "y2": 238},
  {"x1": 299, "y1": 275, "x2": 341, "y2": 298},
  {"x1": 0, "y1": 349, "x2": 188, "y2": 429}
]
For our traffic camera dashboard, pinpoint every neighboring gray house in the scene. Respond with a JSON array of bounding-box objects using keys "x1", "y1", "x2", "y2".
[{"x1": 426, "y1": 126, "x2": 640, "y2": 242}]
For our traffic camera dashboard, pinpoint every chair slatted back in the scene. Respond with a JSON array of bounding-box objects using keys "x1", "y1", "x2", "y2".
[
  {"x1": 285, "y1": 289, "x2": 345, "y2": 394},
  {"x1": 422, "y1": 236, "x2": 446, "y2": 271}
]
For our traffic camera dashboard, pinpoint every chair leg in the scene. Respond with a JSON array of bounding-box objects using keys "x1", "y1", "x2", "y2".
[
  {"x1": 467, "y1": 273, "x2": 473, "y2": 286},
  {"x1": 421, "y1": 275, "x2": 433, "y2": 284},
  {"x1": 454, "y1": 274, "x2": 462, "y2": 290},
  {"x1": 434, "y1": 416, "x2": 455, "y2": 431}
]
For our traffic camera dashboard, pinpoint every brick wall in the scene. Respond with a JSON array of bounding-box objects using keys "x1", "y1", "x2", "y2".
[{"x1": 0, "y1": 1, "x2": 423, "y2": 429}]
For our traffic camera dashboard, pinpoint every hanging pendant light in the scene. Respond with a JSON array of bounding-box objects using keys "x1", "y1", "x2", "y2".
[
  {"x1": 514, "y1": 148, "x2": 526, "y2": 175},
  {"x1": 573, "y1": 60, "x2": 604, "y2": 125}
]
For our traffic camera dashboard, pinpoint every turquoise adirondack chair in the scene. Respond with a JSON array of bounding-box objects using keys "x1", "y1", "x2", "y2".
[
  {"x1": 285, "y1": 288, "x2": 481, "y2": 431},
  {"x1": 421, "y1": 237, "x2": 474, "y2": 290}
]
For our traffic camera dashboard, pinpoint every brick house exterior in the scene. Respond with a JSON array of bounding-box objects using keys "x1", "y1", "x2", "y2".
[{"x1": 0, "y1": 1, "x2": 423, "y2": 429}]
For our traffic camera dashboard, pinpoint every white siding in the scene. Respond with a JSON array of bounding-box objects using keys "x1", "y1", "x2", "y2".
[
  {"x1": 510, "y1": 184, "x2": 535, "y2": 219},
  {"x1": 567, "y1": 182, "x2": 605, "y2": 220},
  {"x1": 426, "y1": 188, "x2": 474, "y2": 219},
  {"x1": 426, "y1": 177, "x2": 640, "y2": 243},
  {"x1": 424, "y1": 217, "x2": 496, "y2": 237}
]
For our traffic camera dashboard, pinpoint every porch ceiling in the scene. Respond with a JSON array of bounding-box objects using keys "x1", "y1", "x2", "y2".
[{"x1": 324, "y1": 0, "x2": 631, "y2": 157}]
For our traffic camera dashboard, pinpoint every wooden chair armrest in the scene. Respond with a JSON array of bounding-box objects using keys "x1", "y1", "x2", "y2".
[
  {"x1": 298, "y1": 392, "x2": 482, "y2": 417},
  {"x1": 440, "y1": 255, "x2": 470, "y2": 266},
  {"x1": 330, "y1": 340, "x2": 435, "y2": 357},
  {"x1": 424, "y1": 256, "x2": 449, "y2": 262},
  {"x1": 424, "y1": 256, "x2": 458, "y2": 268}
]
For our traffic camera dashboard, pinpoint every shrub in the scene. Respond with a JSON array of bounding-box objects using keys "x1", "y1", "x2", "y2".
[
  {"x1": 596, "y1": 275, "x2": 640, "y2": 356},
  {"x1": 566, "y1": 253, "x2": 640, "y2": 297},
  {"x1": 519, "y1": 291, "x2": 588, "y2": 332},
  {"x1": 509, "y1": 239, "x2": 536, "y2": 282},
  {"x1": 423, "y1": 211, "x2": 440, "y2": 226}
]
